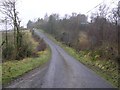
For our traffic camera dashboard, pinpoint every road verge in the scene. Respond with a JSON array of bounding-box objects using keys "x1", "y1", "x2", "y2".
[
  {"x1": 38, "y1": 29, "x2": 118, "y2": 88},
  {"x1": 2, "y1": 30, "x2": 51, "y2": 85}
]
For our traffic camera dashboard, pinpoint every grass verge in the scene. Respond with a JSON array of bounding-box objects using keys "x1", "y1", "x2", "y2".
[
  {"x1": 62, "y1": 45, "x2": 118, "y2": 88},
  {"x1": 2, "y1": 30, "x2": 51, "y2": 85}
]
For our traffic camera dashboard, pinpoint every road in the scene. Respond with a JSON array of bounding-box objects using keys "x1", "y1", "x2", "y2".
[{"x1": 6, "y1": 29, "x2": 115, "y2": 88}]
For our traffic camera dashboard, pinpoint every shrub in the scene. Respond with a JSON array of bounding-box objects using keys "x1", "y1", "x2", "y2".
[
  {"x1": 37, "y1": 39, "x2": 46, "y2": 51},
  {"x1": 2, "y1": 44, "x2": 15, "y2": 61},
  {"x1": 2, "y1": 31, "x2": 39, "y2": 61}
]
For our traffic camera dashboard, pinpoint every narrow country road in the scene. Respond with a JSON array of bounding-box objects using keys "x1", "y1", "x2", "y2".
[{"x1": 6, "y1": 29, "x2": 115, "y2": 88}]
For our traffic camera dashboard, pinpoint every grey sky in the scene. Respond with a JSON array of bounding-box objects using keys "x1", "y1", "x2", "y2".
[{"x1": 0, "y1": 0, "x2": 117, "y2": 29}]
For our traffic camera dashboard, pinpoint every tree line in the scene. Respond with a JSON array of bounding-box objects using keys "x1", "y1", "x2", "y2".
[{"x1": 27, "y1": 2, "x2": 120, "y2": 63}]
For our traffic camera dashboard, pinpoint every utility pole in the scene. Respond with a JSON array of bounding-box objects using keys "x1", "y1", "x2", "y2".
[
  {"x1": 0, "y1": 20, "x2": 2, "y2": 64},
  {"x1": 5, "y1": 17, "x2": 8, "y2": 48},
  {"x1": 118, "y1": 1, "x2": 120, "y2": 56},
  {"x1": 18, "y1": 20, "x2": 21, "y2": 31},
  {"x1": 118, "y1": 1, "x2": 120, "y2": 89}
]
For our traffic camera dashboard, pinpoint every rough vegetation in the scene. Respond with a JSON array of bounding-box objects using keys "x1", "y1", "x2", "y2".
[
  {"x1": 2, "y1": 30, "x2": 51, "y2": 85},
  {"x1": 64, "y1": 46, "x2": 118, "y2": 87},
  {"x1": 0, "y1": 0, "x2": 33, "y2": 61},
  {"x1": 2, "y1": 31, "x2": 35, "y2": 61}
]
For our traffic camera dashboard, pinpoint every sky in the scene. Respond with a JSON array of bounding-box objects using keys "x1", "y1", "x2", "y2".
[{"x1": 0, "y1": 0, "x2": 118, "y2": 29}]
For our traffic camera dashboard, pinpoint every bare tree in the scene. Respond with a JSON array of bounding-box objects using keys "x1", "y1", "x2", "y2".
[
  {"x1": 4, "y1": 17, "x2": 8, "y2": 48},
  {"x1": 0, "y1": 0, "x2": 20, "y2": 44},
  {"x1": 0, "y1": 0, "x2": 22, "y2": 59}
]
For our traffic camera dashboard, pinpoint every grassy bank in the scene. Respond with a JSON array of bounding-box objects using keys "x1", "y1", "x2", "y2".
[
  {"x1": 62, "y1": 45, "x2": 118, "y2": 88},
  {"x1": 39, "y1": 29, "x2": 118, "y2": 88},
  {"x1": 2, "y1": 30, "x2": 51, "y2": 85},
  {"x1": 2, "y1": 48, "x2": 51, "y2": 85}
]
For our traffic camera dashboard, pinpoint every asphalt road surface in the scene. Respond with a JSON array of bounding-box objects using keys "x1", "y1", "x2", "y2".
[{"x1": 6, "y1": 29, "x2": 115, "y2": 88}]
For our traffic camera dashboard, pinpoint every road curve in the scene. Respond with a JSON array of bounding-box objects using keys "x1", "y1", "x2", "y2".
[{"x1": 6, "y1": 29, "x2": 115, "y2": 88}]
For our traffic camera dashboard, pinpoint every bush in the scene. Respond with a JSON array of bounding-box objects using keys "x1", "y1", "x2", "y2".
[
  {"x1": 2, "y1": 31, "x2": 38, "y2": 61},
  {"x1": 37, "y1": 39, "x2": 46, "y2": 51},
  {"x1": 2, "y1": 44, "x2": 15, "y2": 61}
]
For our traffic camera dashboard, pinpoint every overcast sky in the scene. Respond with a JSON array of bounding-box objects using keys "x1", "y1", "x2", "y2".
[{"x1": 0, "y1": 0, "x2": 118, "y2": 29}]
